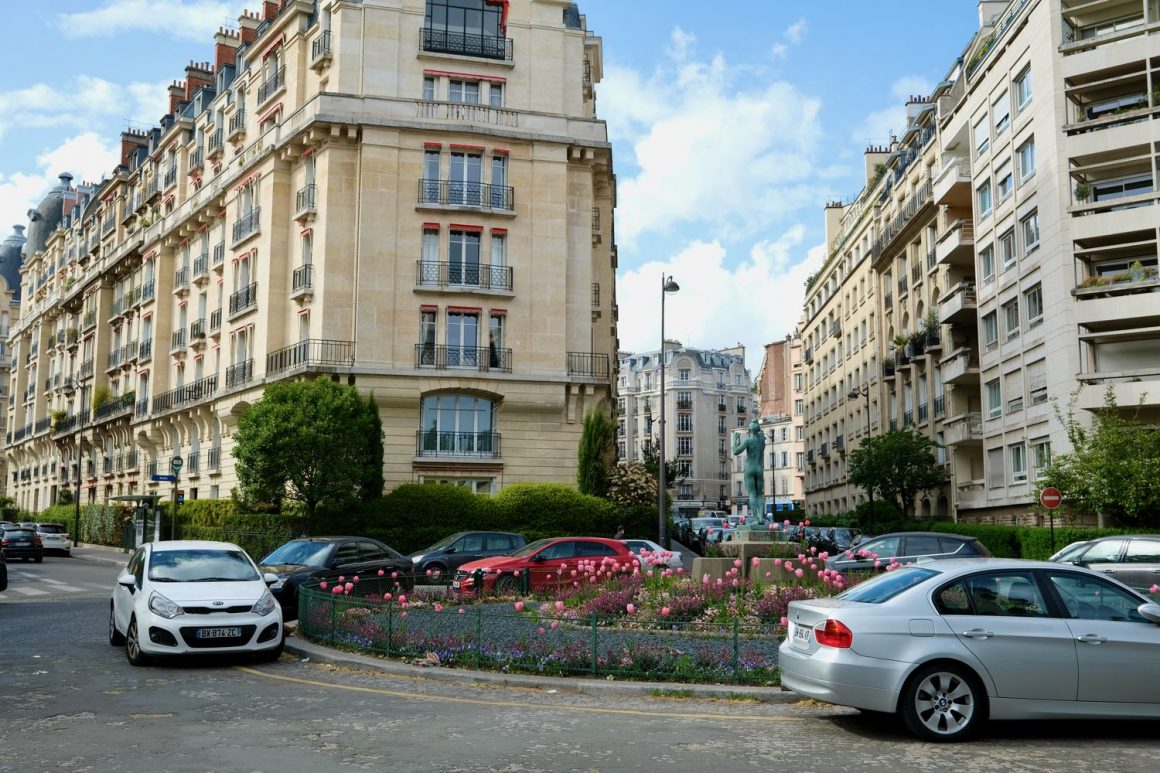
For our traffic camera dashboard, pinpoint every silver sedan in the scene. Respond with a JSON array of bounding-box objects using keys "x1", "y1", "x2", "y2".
[{"x1": 779, "y1": 558, "x2": 1160, "y2": 741}]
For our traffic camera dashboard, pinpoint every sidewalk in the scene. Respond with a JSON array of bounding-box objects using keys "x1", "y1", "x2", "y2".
[
  {"x1": 70, "y1": 543, "x2": 130, "y2": 567},
  {"x1": 281, "y1": 625, "x2": 798, "y2": 704}
]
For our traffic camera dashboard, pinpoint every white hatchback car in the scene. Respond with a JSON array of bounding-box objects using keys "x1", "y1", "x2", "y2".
[
  {"x1": 110, "y1": 540, "x2": 283, "y2": 666},
  {"x1": 34, "y1": 523, "x2": 72, "y2": 556}
]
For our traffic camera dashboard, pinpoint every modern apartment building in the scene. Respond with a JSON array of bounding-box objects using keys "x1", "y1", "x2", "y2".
[
  {"x1": 5, "y1": 0, "x2": 617, "y2": 511},
  {"x1": 804, "y1": 0, "x2": 1160, "y2": 523},
  {"x1": 754, "y1": 333, "x2": 806, "y2": 512},
  {"x1": 617, "y1": 343, "x2": 752, "y2": 516}
]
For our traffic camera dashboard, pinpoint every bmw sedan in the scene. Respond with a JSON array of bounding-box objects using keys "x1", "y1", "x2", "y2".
[
  {"x1": 779, "y1": 558, "x2": 1160, "y2": 741},
  {"x1": 825, "y1": 532, "x2": 990, "y2": 573},
  {"x1": 110, "y1": 540, "x2": 283, "y2": 666}
]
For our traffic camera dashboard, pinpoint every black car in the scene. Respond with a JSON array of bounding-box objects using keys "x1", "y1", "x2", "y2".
[
  {"x1": 259, "y1": 536, "x2": 414, "y2": 620},
  {"x1": 409, "y1": 531, "x2": 525, "y2": 581},
  {"x1": 825, "y1": 531, "x2": 991, "y2": 573},
  {"x1": 1050, "y1": 534, "x2": 1160, "y2": 592},
  {"x1": 0, "y1": 549, "x2": 7, "y2": 592},
  {"x1": 1, "y1": 528, "x2": 44, "y2": 563}
]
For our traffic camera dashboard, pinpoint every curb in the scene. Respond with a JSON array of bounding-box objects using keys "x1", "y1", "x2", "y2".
[
  {"x1": 281, "y1": 627, "x2": 799, "y2": 704},
  {"x1": 69, "y1": 547, "x2": 129, "y2": 567}
]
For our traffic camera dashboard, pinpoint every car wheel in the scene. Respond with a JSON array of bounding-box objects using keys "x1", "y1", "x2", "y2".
[
  {"x1": 426, "y1": 563, "x2": 447, "y2": 582},
  {"x1": 125, "y1": 617, "x2": 151, "y2": 667},
  {"x1": 494, "y1": 575, "x2": 519, "y2": 595},
  {"x1": 109, "y1": 603, "x2": 125, "y2": 646},
  {"x1": 255, "y1": 636, "x2": 285, "y2": 663},
  {"x1": 900, "y1": 663, "x2": 984, "y2": 742}
]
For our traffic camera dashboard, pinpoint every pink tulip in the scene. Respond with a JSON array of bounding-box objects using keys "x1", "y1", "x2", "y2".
[
  {"x1": 514, "y1": 601, "x2": 525, "y2": 612},
  {"x1": 795, "y1": 568, "x2": 803, "y2": 578},
  {"x1": 398, "y1": 594, "x2": 407, "y2": 604},
  {"x1": 338, "y1": 576, "x2": 345, "y2": 582},
  {"x1": 646, "y1": 570, "x2": 654, "y2": 578},
  {"x1": 433, "y1": 603, "x2": 443, "y2": 613},
  {"x1": 752, "y1": 557, "x2": 761, "y2": 565},
  {"x1": 377, "y1": 569, "x2": 384, "y2": 577},
  {"x1": 351, "y1": 575, "x2": 359, "y2": 584},
  {"x1": 384, "y1": 593, "x2": 392, "y2": 602},
  {"x1": 391, "y1": 572, "x2": 398, "y2": 579},
  {"x1": 538, "y1": 627, "x2": 546, "y2": 635},
  {"x1": 676, "y1": 567, "x2": 684, "y2": 574},
  {"x1": 320, "y1": 581, "x2": 328, "y2": 590},
  {"x1": 780, "y1": 616, "x2": 788, "y2": 626},
  {"x1": 550, "y1": 621, "x2": 558, "y2": 629},
  {"x1": 661, "y1": 607, "x2": 670, "y2": 616},
  {"x1": 458, "y1": 608, "x2": 465, "y2": 615},
  {"x1": 774, "y1": 558, "x2": 782, "y2": 567},
  {"x1": 626, "y1": 604, "x2": 636, "y2": 613},
  {"x1": 874, "y1": 560, "x2": 882, "y2": 568},
  {"x1": 765, "y1": 571, "x2": 772, "y2": 578},
  {"x1": 555, "y1": 600, "x2": 565, "y2": 612},
  {"x1": 731, "y1": 579, "x2": 739, "y2": 587},
  {"x1": 344, "y1": 582, "x2": 353, "y2": 592},
  {"x1": 331, "y1": 586, "x2": 342, "y2": 595},
  {"x1": 1151, "y1": 584, "x2": 1160, "y2": 594}
]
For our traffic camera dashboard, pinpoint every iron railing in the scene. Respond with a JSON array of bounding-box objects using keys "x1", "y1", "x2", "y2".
[
  {"x1": 295, "y1": 184, "x2": 317, "y2": 216},
  {"x1": 566, "y1": 352, "x2": 610, "y2": 379},
  {"x1": 292, "y1": 264, "x2": 313, "y2": 293},
  {"x1": 232, "y1": 208, "x2": 261, "y2": 244},
  {"x1": 229, "y1": 282, "x2": 259, "y2": 316},
  {"x1": 417, "y1": 179, "x2": 514, "y2": 210},
  {"x1": 225, "y1": 359, "x2": 255, "y2": 389},
  {"x1": 93, "y1": 391, "x2": 136, "y2": 423},
  {"x1": 266, "y1": 339, "x2": 355, "y2": 376},
  {"x1": 416, "y1": 261, "x2": 513, "y2": 291},
  {"x1": 420, "y1": 26, "x2": 512, "y2": 61},
  {"x1": 152, "y1": 375, "x2": 217, "y2": 414},
  {"x1": 257, "y1": 66, "x2": 285, "y2": 103},
  {"x1": 311, "y1": 29, "x2": 332, "y2": 62},
  {"x1": 416, "y1": 430, "x2": 501, "y2": 458},
  {"x1": 415, "y1": 344, "x2": 512, "y2": 372}
]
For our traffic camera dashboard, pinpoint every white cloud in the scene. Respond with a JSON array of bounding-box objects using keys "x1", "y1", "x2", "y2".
[
  {"x1": 598, "y1": 33, "x2": 830, "y2": 249},
  {"x1": 616, "y1": 230, "x2": 825, "y2": 371},
  {"x1": 56, "y1": 0, "x2": 250, "y2": 41},
  {"x1": 784, "y1": 19, "x2": 808, "y2": 45},
  {"x1": 0, "y1": 134, "x2": 120, "y2": 230},
  {"x1": 0, "y1": 76, "x2": 170, "y2": 139},
  {"x1": 851, "y1": 74, "x2": 935, "y2": 146}
]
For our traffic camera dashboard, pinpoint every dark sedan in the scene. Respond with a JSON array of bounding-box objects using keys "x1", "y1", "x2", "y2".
[
  {"x1": 409, "y1": 531, "x2": 525, "y2": 581},
  {"x1": 1, "y1": 528, "x2": 44, "y2": 563},
  {"x1": 825, "y1": 531, "x2": 991, "y2": 573},
  {"x1": 259, "y1": 536, "x2": 414, "y2": 620}
]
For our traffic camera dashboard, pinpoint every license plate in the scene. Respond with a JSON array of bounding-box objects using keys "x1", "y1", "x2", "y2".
[
  {"x1": 792, "y1": 622, "x2": 812, "y2": 645},
  {"x1": 452, "y1": 581, "x2": 461, "y2": 589},
  {"x1": 12, "y1": 541, "x2": 29, "y2": 546},
  {"x1": 196, "y1": 627, "x2": 241, "y2": 639}
]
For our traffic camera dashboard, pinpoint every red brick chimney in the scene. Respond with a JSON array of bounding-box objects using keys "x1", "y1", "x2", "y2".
[
  {"x1": 184, "y1": 61, "x2": 214, "y2": 101},
  {"x1": 168, "y1": 82, "x2": 185, "y2": 116},
  {"x1": 214, "y1": 28, "x2": 240, "y2": 70},
  {"x1": 239, "y1": 10, "x2": 260, "y2": 45},
  {"x1": 263, "y1": 1, "x2": 280, "y2": 21},
  {"x1": 120, "y1": 130, "x2": 148, "y2": 167}
]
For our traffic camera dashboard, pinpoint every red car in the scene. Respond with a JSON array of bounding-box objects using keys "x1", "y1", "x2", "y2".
[{"x1": 452, "y1": 537, "x2": 636, "y2": 594}]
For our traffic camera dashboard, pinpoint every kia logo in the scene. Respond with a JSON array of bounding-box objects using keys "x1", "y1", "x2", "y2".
[{"x1": 212, "y1": 601, "x2": 224, "y2": 606}]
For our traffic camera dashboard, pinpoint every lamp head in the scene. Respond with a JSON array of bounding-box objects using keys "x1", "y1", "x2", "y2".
[
  {"x1": 662, "y1": 276, "x2": 680, "y2": 294},
  {"x1": 847, "y1": 388, "x2": 859, "y2": 400}
]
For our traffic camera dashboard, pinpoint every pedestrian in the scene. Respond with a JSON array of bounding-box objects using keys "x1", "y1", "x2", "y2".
[{"x1": 613, "y1": 525, "x2": 625, "y2": 540}]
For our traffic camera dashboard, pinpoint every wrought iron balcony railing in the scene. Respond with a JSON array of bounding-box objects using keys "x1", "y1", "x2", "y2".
[
  {"x1": 93, "y1": 391, "x2": 135, "y2": 423},
  {"x1": 266, "y1": 339, "x2": 355, "y2": 376},
  {"x1": 420, "y1": 26, "x2": 512, "y2": 61},
  {"x1": 225, "y1": 358, "x2": 254, "y2": 389},
  {"x1": 152, "y1": 375, "x2": 217, "y2": 414},
  {"x1": 416, "y1": 430, "x2": 501, "y2": 458},
  {"x1": 417, "y1": 179, "x2": 514, "y2": 210},
  {"x1": 415, "y1": 344, "x2": 512, "y2": 372},
  {"x1": 232, "y1": 208, "x2": 261, "y2": 244},
  {"x1": 257, "y1": 66, "x2": 285, "y2": 104},
  {"x1": 295, "y1": 184, "x2": 317, "y2": 217},
  {"x1": 292, "y1": 264, "x2": 313, "y2": 293},
  {"x1": 228, "y1": 282, "x2": 258, "y2": 316},
  {"x1": 416, "y1": 261, "x2": 513, "y2": 291},
  {"x1": 565, "y1": 352, "x2": 610, "y2": 379}
]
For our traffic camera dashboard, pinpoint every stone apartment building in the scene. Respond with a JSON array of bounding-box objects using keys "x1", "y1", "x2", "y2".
[
  {"x1": 754, "y1": 333, "x2": 805, "y2": 513},
  {"x1": 0, "y1": 226, "x2": 24, "y2": 494},
  {"x1": 803, "y1": 0, "x2": 1160, "y2": 523},
  {"x1": 4, "y1": 0, "x2": 617, "y2": 511},
  {"x1": 617, "y1": 343, "x2": 752, "y2": 517}
]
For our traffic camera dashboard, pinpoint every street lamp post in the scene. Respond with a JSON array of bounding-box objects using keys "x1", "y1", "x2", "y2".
[
  {"x1": 657, "y1": 275, "x2": 680, "y2": 549},
  {"x1": 62, "y1": 380, "x2": 86, "y2": 549},
  {"x1": 848, "y1": 383, "x2": 874, "y2": 533}
]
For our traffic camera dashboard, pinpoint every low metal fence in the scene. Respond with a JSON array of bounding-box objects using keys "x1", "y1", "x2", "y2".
[{"x1": 298, "y1": 577, "x2": 782, "y2": 685}]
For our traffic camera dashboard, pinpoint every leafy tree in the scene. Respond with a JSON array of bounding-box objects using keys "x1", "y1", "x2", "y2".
[
  {"x1": 1041, "y1": 388, "x2": 1160, "y2": 527},
  {"x1": 577, "y1": 408, "x2": 615, "y2": 497},
  {"x1": 607, "y1": 461, "x2": 658, "y2": 508},
  {"x1": 639, "y1": 435, "x2": 678, "y2": 486},
  {"x1": 848, "y1": 427, "x2": 949, "y2": 517},
  {"x1": 233, "y1": 378, "x2": 384, "y2": 524}
]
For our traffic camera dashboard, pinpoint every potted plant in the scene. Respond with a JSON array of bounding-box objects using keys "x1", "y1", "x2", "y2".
[
  {"x1": 1074, "y1": 182, "x2": 1091, "y2": 203},
  {"x1": 907, "y1": 329, "x2": 926, "y2": 358},
  {"x1": 49, "y1": 408, "x2": 67, "y2": 430},
  {"x1": 893, "y1": 333, "x2": 910, "y2": 365},
  {"x1": 923, "y1": 310, "x2": 941, "y2": 348},
  {"x1": 883, "y1": 356, "x2": 896, "y2": 378},
  {"x1": 91, "y1": 383, "x2": 112, "y2": 411}
]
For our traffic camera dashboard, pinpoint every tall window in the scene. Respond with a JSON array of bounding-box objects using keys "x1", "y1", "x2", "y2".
[
  {"x1": 973, "y1": 114, "x2": 989, "y2": 156},
  {"x1": 423, "y1": 149, "x2": 441, "y2": 202},
  {"x1": 419, "y1": 310, "x2": 437, "y2": 364},
  {"x1": 490, "y1": 231, "x2": 506, "y2": 267},
  {"x1": 449, "y1": 151, "x2": 483, "y2": 205},
  {"x1": 447, "y1": 311, "x2": 479, "y2": 366},
  {"x1": 983, "y1": 312, "x2": 999, "y2": 351},
  {"x1": 996, "y1": 163, "x2": 1013, "y2": 201},
  {"x1": 449, "y1": 79, "x2": 480, "y2": 104},
  {"x1": 489, "y1": 82, "x2": 504, "y2": 107},
  {"x1": 488, "y1": 313, "x2": 505, "y2": 368},
  {"x1": 993, "y1": 90, "x2": 1010, "y2": 134},
  {"x1": 419, "y1": 394, "x2": 496, "y2": 455},
  {"x1": 1024, "y1": 284, "x2": 1043, "y2": 327},
  {"x1": 423, "y1": 76, "x2": 436, "y2": 100},
  {"x1": 421, "y1": 227, "x2": 439, "y2": 265},
  {"x1": 1014, "y1": 65, "x2": 1032, "y2": 110},
  {"x1": 986, "y1": 379, "x2": 1002, "y2": 419},
  {"x1": 980, "y1": 245, "x2": 996, "y2": 284},
  {"x1": 1003, "y1": 299, "x2": 1020, "y2": 340},
  {"x1": 449, "y1": 229, "x2": 481, "y2": 284},
  {"x1": 1017, "y1": 137, "x2": 1035, "y2": 180},
  {"x1": 490, "y1": 154, "x2": 507, "y2": 208},
  {"x1": 1021, "y1": 210, "x2": 1040, "y2": 252},
  {"x1": 977, "y1": 180, "x2": 992, "y2": 217},
  {"x1": 1009, "y1": 442, "x2": 1027, "y2": 483},
  {"x1": 999, "y1": 229, "x2": 1016, "y2": 268}
]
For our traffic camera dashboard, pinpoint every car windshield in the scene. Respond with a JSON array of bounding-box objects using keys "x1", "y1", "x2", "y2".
[
  {"x1": 5, "y1": 529, "x2": 36, "y2": 538},
  {"x1": 1050, "y1": 541, "x2": 1092, "y2": 562},
  {"x1": 260, "y1": 540, "x2": 334, "y2": 568},
  {"x1": 508, "y1": 538, "x2": 555, "y2": 558},
  {"x1": 425, "y1": 533, "x2": 465, "y2": 551},
  {"x1": 37, "y1": 524, "x2": 67, "y2": 534},
  {"x1": 837, "y1": 567, "x2": 940, "y2": 604},
  {"x1": 148, "y1": 549, "x2": 260, "y2": 582}
]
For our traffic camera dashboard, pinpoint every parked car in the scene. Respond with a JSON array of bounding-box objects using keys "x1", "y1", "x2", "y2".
[
  {"x1": 621, "y1": 538, "x2": 682, "y2": 568},
  {"x1": 0, "y1": 549, "x2": 7, "y2": 592},
  {"x1": 780, "y1": 558, "x2": 1160, "y2": 741},
  {"x1": 825, "y1": 531, "x2": 990, "y2": 573},
  {"x1": 409, "y1": 531, "x2": 525, "y2": 581},
  {"x1": 259, "y1": 536, "x2": 414, "y2": 620},
  {"x1": 109, "y1": 540, "x2": 283, "y2": 666},
  {"x1": 453, "y1": 537, "x2": 636, "y2": 595},
  {"x1": 1050, "y1": 534, "x2": 1160, "y2": 592},
  {"x1": 34, "y1": 523, "x2": 71, "y2": 556},
  {"x1": 1, "y1": 528, "x2": 44, "y2": 563}
]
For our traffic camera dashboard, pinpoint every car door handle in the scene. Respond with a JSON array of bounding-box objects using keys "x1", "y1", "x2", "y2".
[
  {"x1": 961, "y1": 628, "x2": 994, "y2": 639},
  {"x1": 1076, "y1": 634, "x2": 1107, "y2": 645}
]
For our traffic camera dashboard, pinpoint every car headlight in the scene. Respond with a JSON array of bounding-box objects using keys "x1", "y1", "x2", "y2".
[
  {"x1": 148, "y1": 591, "x2": 183, "y2": 619},
  {"x1": 252, "y1": 589, "x2": 277, "y2": 617},
  {"x1": 411, "y1": 554, "x2": 425, "y2": 564},
  {"x1": 269, "y1": 577, "x2": 286, "y2": 591}
]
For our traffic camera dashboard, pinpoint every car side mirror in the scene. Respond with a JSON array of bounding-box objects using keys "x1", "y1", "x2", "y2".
[
  {"x1": 263, "y1": 572, "x2": 280, "y2": 586},
  {"x1": 444, "y1": 546, "x2": 457, "y2": 554},
  {"x1": 1138, "y1": 603, "x2": 1160, "y2": 625},
  {"x1": 529, "y1": 554, "x2": 546, "y2": 563},
  {"x1": 117, "y1": 571, "x2": 136, "y2": 589}
]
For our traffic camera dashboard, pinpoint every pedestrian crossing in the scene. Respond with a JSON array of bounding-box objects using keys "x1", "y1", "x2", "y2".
[{"x1": 2, "y1": 572, "x2": 111, "y2": 597}]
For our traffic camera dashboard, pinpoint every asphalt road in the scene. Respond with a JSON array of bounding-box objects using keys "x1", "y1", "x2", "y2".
[{"x1": 2, "y1": 557, "x2": 1159, "y2": 772}]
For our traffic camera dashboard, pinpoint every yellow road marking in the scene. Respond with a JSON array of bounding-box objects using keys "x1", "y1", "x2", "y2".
[{"x1": 236, "y1": 667, "x2": 798, "y2": 722}]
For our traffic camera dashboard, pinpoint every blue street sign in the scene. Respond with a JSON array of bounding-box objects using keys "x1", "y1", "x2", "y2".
[{"x1": 152, "y1": 474, "x2": 177, "y2": 482}]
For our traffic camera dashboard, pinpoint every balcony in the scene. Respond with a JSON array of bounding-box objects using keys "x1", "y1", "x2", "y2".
[
  {"x1": 106, "y1": 349, "x2": 122, "y2": 370},
  {"x1": 294, "y1": 184, "x2": 317, "y2": 220},
  {"x1": 141, "y1": 279, "x2": 156, "y2": 303},
  {"x1": 311, "y1": 29, "x2": 332, "y2": 67},
  {"x1": 416, "y1": 430, "x2": 501, "y2": 458},
  {"x1": 135, "y1": 399, "x2": 150, "y2": 419},
  {"x1": 420, "y1": 26, "x2": 512, "y2": 61},
  {"x1": 152, "y1": 375, "x2": 217, "y2": 414},
  {"x1": 415, "y1": 261, "x2": 513, "y2": 292},
  {"x1": 92, "y1": 391, "x2": 135, "y2": 424},
  {"x1": 208, "y1": 445, "x2": 221, "y2": 471},
  {"x1": 944, "y1": 412, "x2": 984, "y2": 447},
  {"x1": 138, "y1": 340, "x2": 152, "y2": 361},
  {"x1": 209, "y1": 308, "x2": 222, "y2": 332},
  {"x1": 174, "y1": 266, "x2": 190, "y2": 293},
  {"x1": 80, "y1": 359, "x2": 94, "y2": 379},
  {"x1": 208, "y1": 130, "x2": 224, "y2": 159},
  {"x1": 934, "y1": 158, "x2": 972, "y2": 207},
  {"x1": 171, "y1": 329, "x2": 187, "y2": 352},
  {"x1": 941, "y1": 347, "x2": 980, "y2": 385},
  {"x1": 163, "y1": 167, "x2": 177, "y2": 189},
  {"x1": 956, "y1": 480, "x2": 987, "y2": 509},
  {"x1": 566, "y1": 352, "x2": 610, "y2": 379},
  {"x1": 936, "y1": 220, "x2": 975, "y2": 266},
  {"x1": 834, "y1": 435, "x2": 845, "y2": 454},
  {"x1": 290, "y1": 263, "x2": 314, "y2": 300},
  {"x1": 897, "y1": 276, "x2": 908, "y2": 296},
  {"x1": 266, "y1": 339, "x2": 355, "y2": 377},
  {"x1": 190, "y1": 318, "x2": 206, "y2": 341},
  {"x1": 934, "y1": 394, "x2": 946, "y2": 417},
  {"x1": 417, "y1": 179, "x2": 514, "y2": 211},
  {"x1": 228, "y1": 282, "x2": 258, "y2": 317},
  {"x1": 232, "y1": 208, "x2": 261, "y2": 244},
  {"x1": 225, "y1": 358, "x2": 254, "y2": 389},
  {"x1": 415, "y1": 344, "x2": 512, "y2": 372},
  {"x1": 52, "y1": 410, "x2": 88, "y2": 437},
  {"x1": 192, "y1": 252, "x2": 210, "y2": 282},
  {"x1": 189, "y1": 147, "x2": 205, "y2": 174},
  {"x1": 227, "y1": 110, "x2": 246, "y2": 141},
  {"x1": 212, "y1": 241, "x2": 225, "y2": 269},
  {"x1": 819, "y1": 442, "x2": 830, "y2": 458},
  {"x1": 416, "y1": 101, "x2": 519, "y2": 128},
  {"x1": 939, "y1": 282, "x2": 978, "y2": 325},
  {"x1": 187, "y1": 451, "x2": 200, "y2": 475},
  {"x1": 256, "y1": 66, "x2": 285, "y2": 105},
  {"x1": 120, "y1": 341, "x2": 137, "y2": 366}
]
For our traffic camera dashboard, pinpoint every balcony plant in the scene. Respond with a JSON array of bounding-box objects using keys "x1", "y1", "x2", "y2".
[
  {"x1": 91, "y1": 383, "x2": 112, "y2": 411},
  {"x1": 883, "y1": 357, "x2": 896, "y2": 378},
  {"x1": 49, "y1": 408, "x2": 67, "y2": 431},
  {"x1": 1074, "y1": 182, "x2": 1091, "y2": 202},
  {"x1": 906, "y1": 329, "x2": 926, "y2": 358},
  {"x1": 923, "y1": 310, "x2": 941, "y2": 346}
]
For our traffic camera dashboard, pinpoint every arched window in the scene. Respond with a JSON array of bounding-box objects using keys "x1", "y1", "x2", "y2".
[{"x1": 419, "y1": 393, "x2": 497, "y2": 456}]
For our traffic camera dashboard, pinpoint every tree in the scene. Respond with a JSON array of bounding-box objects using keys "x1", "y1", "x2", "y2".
[
  {"x1": 639, "y1": 435, "x2": 678, "y2": 486},
  {"x1": 607, "y1": 462, "x2": 658, "y2": 508},
  {"x1": 1041, "y1": 387, "x2": 1160, "y2": 527},
  {"x1": 577, "y1": 408, "x2": 615, "y2": 497},
  {"x1": 848, "y1": 427, "x2": 949, "y2": 517},
  {"x1": 233, "y1": 378, "x2": 384, "y2": 523}
]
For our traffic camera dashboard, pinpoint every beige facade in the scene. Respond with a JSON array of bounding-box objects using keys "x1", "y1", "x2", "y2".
[
  {"x1": 754, "y1": 333, "x2": 805, "y2": 512},
  {"x1": 5, "y1": 0, "x2": 617, "y2": 511},
  {"x1": 617, "y1": 343, "x2": 752, "y2": 516}
]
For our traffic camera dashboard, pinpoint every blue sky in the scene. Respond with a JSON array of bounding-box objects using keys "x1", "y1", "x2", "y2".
[{"x1": 0, "y1": 0, "x2": 982, "y2": 371}]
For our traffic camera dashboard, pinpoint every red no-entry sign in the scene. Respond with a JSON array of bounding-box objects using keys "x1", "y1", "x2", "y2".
[{"x1": 1040, "y1": 487, "x2": 1063, "y2": 509}]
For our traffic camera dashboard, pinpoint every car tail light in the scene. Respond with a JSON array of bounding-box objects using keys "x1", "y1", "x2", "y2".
[{"x1": 814, "y1": 619, "x2": 853, "y2": 648}]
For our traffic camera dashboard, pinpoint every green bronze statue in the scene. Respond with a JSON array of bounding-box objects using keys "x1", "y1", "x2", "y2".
[{"x1": 732, "y1": 420, "x2": 766, "y2": 521}]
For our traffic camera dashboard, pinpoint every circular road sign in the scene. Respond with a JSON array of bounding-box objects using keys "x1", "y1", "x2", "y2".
[
  {"x1": 171, "y1": 456, "x2": 184, "y2": 474},
  {"x1": 1040, "y1": 486, "x2": 1063, "y2": 509}
]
